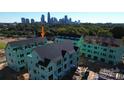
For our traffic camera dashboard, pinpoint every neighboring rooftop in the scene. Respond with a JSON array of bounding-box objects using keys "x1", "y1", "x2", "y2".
[
  {"x1": 83, "y1": 36, "x2": 122, "y2": 47},
  {"x1": 34, "y1": 40, "x2": 76, "y2": 61},
  {"x1": 6, "y1": 37, "x2": 46, "y2": 47}
]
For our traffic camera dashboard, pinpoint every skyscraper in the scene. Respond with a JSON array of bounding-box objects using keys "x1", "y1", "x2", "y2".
[
  {"x1": 25, "y1": 18, "x2": 30, "y2": 24},
  {"x1": 47, "y1": 12, "x2": 51, "y2": 24},
  {"x1": 78, "y1": 20, "x2": 80, "y2": 24},
  {"x1": 41, "y1": 14, "x2": 45, "y2": 24},
  {"x1": 21, "y1": 18, "x2": 26, "y2": 23},
  {"x1": 69, "y1": 18, "x2": 72, "y2": 23},
  {"x1": 50, "y1": 17, "x2": 58, "y2": 24},
  {"x1": 31, "y1": 19, "x2": 35, "y2": 24},
  {"x1": 64, "y1": 15, "x2": 68, "y2": 24}
]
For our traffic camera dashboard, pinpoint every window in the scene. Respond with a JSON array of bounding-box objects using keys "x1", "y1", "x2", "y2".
[
  {"x1": 94, "y1": 56, "x2": 98, "y2": 60},
  {"x1": 22, "y1": 60, "x2": 24, "y2": 62},
  {"x1": 18, "y1": 61, "x2": 20, "y2": 64},
  {"x1": 19, "y1": 47, "x2": 23, "y2": 50},
  {"x1": 82, "y1": 53, "x2": 85, "y2": 56},
  {"x1": 9, "y1": 53, "x2": 11, "y2": 56},
  {"x1": 41, "y1": 75, "x2": 45, "y2": 79},
  {"x1": 20, "y1": 54, "x2": 24, "y2": 57},
  {"x1": 64, "y1": 64, "x2": 67, "y2": 69},
  {"x1": 58, "y1": 75, "x2": 61, "y2": 79},
  {"x1": 33, "y1": 69, "x2": 37, "y2": 74},
  {"x1": 27, "y1": 52, "x2": 30, "y2": 55},
  {"x1": 82, "y1": 48, "x2": 86, "y2": 51},
  {"x1": 103, "y1": 53, "x2": 106, "y2": 56},
  {"x1": 58, "y1": 75, "x2": 62, "y2": 79},
  {"x1": 20, "y1": 66, "x2": 25, "y2": 71},
  {"x1": 77, "y1": 57, "x2": 79, "y2": 61},
  {"x1": 110, "y1": 49, "x2": 114, "y2": 53},
  {"x1": 88, "y1": 45, "x2": 91, "y2": 48},
  {"x1": 41, "y1": 67, "x2": 45, "y2": 70},
  {"x1": 34, "y1": 42, "x2": 37, "y2": 46},
  {"x1": 21, "y1": 60, "x2": 24, "y2": 64},
  {"x1": 13, "y1": 48, "x2": 17, "y2": 52},
  {"x1": 11, "y1": 59, "x2": 13, "y2": 63},
  {"x1": 108, "y1": 61, "x2": 114, "y2": 65},
  {"x1": 49, "y1": 74, "x2": 53, "y2": 80},
  {"x1": 94, "y1": 46, "x2": 97, "y2": 49},
  {"x1": 48, "y1": 66, "x2": 52, "y2": 72},
  {"x1": 83, "y1": 44, "x2": 86, "y2": 47},
  {"x1": 109, "y1": 55, "x2": 112, "y2": 58},
  {"x1": 88, "y1": 54, "x2": 91, "y2": 58},
  {"x1": 35, "y1": 63, "x2": 39, "y2": 68},
  {"x1": 30, "y1": 74, "x2": 31, "y2": 78},
  {"x1": 100, "y1": 58, "x2": 105, "y2": 62},
  {"x1": 94, "y1": 51, "x2": 97, "y2": 54},
  {"x1": 28, "y1": 45, "x2": 31, "y2": 48},
  {"x1": 57, "y1": 60, "x2": 61, "y2": 66},
  {"x1": 38, "y1": 42, "x2": 43, "y2": 45},
  {"x1": 73, "y1": 42, "x2": 76, "y2": 45},
  {"x1": 69, "y1": 54, "x2": 72, "y2": 58},
  {"x1": 31, "y1": 44, "x2": 34, "y2": 47},
  {"x1": 103, "y1": 48, "x2": 107, "y2": 51},
  {"x1": 88, "y1": 50, "x2": 90, "y2": 53},
  {"x1": 70, "y1": 60, "x2": 73, "y2": 64},
  {"x1": 64, "y1": 57, "x2": 67, "y2": 61},
  {"x1": 25, "y1": 46, "x2": 27, "y2": 49},
  {"x1": 58, "y1": 68, "x2": 62, "y2": 73}
]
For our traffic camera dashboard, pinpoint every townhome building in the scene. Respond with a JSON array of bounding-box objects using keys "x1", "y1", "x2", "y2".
[
  {"x1": 81, "y1": 36, "x2": 124, "y2": 65},
  {"x1": 27, "y1": 40, "x2": 80, "y2": 80},
  {"x1": 55, "y1": 35, "x2": 124, "y2": 65},
  {"x1": 5, "y1": 37, "x2": 47, "y2": 72},
  {"x1": 55, "y1": 35, "x2": 83, "y2": 55}
]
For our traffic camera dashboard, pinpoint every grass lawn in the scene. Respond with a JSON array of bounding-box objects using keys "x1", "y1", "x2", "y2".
[{"x1": 0, "y1": 42, "x2": 6, "y2": 49}]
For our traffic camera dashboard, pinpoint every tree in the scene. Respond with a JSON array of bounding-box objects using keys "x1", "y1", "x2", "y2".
[
  {"x1": 122, "y1": 37, "x2": 124, "y2": 45},
  {"x1": 110, "y1": 26, "x2": 124, "y2": 38}
]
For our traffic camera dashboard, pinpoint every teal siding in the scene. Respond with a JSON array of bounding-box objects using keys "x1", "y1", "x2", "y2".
[
  {"x1": 5, "y1": 38, "x2": 47, "y2": 72},
  {"x1": 80, "y1": 38, "x2": 124, "y2": 65},
  {"x1": 55, "y1": 36, "x2": 124, "y2": 65},
  {"x1": 27, "y1": 49, "x2": 80, "y2": 80}
]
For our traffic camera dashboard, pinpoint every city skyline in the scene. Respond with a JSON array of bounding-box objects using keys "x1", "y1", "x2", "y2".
[
  {"x1": 21, "y1": 12, "x2": 79, "y2": 24},
  {"x1": 0, "y1": 12, "x2": 124, "y2": 23}
]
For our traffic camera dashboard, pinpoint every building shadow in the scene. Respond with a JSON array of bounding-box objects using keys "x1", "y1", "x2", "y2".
[
  {"x1": 0, "y1": 66, "x2": 28, "y2": 80},
  {"x1": 79, "y1": 55, "x2": 124, "y2": 75}
]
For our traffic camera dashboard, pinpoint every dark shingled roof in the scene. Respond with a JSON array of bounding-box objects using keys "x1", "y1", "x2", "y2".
[
  {"x1": 61, "y1": 50, "x2": 67, "y2": 57},
  {"x1": 7, "y1": 37, "x2": 46, "y2": 47},
  {"x1": 84, "y1": 36, "x2": 122, "y2": 47},
  {"x1": 74, "y1": 46, "x2": 79, "y2": 51},
  {"x1": 34, "y1": 40, "x2": 75, "y2": 61},
  {"x1": 37, "y1": 58, "x2": 50, "y2": 67}
]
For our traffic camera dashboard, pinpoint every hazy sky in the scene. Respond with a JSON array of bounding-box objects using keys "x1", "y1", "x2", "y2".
[{"x1": 0, "y1": 12, "x2": 124, "y2": 23}]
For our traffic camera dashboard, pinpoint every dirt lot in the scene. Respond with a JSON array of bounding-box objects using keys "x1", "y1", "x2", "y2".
[
  {"x1": 0, "y1": 49, "x2": 6, "y2": 63},
  {"x1": 0, "y1": 36, "x2": 27, "y2": 63},
  {"x1": 88, "y1": 71, "x2": 98, "y2": 80},
  {"x1": 0, "y1": 63, "x2": 29, "y2": 80},
  {"x1": 0, "y1": 36, "x2": 26, "y2": 44},
  {"x1": 0, "y1": 36, "x2": 29, "y2": 80}
]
